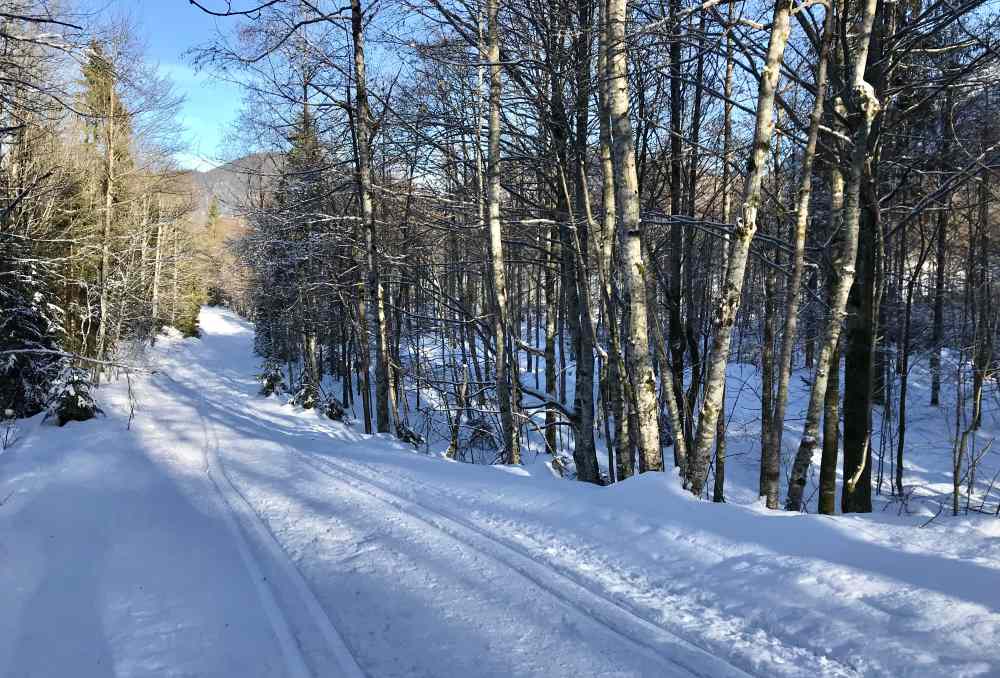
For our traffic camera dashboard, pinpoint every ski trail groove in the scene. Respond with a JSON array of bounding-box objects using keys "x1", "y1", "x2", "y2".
[
  {"x1": 197, "y1": 390, "x2": 366, "y2": 678},
  {"x1": 301, "y1": 452, "x2": 860, "y2": 678},
  {"x1": 289, "y1": 446, "x2": 756, "y2": 678},
  {"x1": 194, "y1": 395, "x2": 311, "y2": 678}
]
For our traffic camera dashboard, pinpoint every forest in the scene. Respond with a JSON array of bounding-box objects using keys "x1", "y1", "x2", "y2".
[
  {"x1": 2, "y1": 1, "x2": 1000, "y2": 674},
  {"x1": 1, "y1": 5, "x2": 208, "y2": 420},
  {"x1": 3, "y1": 0, "x2": 1000, "y2": 509},
  {"x1": 207, "y1": 0, "x2": 998, "y2": 516}
]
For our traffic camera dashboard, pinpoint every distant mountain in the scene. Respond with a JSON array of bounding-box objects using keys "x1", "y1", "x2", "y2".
[{"x1": 190, "y1": 152, "x2": 283, "y2": 217}]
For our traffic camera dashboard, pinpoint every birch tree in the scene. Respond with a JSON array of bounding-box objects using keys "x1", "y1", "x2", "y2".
[
  {"x1": 786, "y1": 0, "x2": 882, "y2": 512},
  {"x1": 606, "y1": 0, "x2": 661, "y2": 473},
  {"x1": 687, "y1": 0, "x2": 795, "y2": 496}
]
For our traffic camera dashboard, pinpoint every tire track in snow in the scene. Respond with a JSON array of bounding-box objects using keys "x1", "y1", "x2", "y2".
[
  {"x1": 197, "y1": 392, "x2": 366, "y2": 678},
  {"x1": 288, "y1": 447, "x2": 756, "y2": 678}
]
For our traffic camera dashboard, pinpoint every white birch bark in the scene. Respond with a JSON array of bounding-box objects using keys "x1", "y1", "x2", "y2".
[
  {"x1": 761, "y1": 6, "x2": 835, "y2": 508},
  {"x1": 486, "y1": 0, "x2": 519, "y2": 463},
  {"x1": 351, "y1": 0, "x2": 392, "y2": 434},
  {"x1": 607, "y1": 0, "x2": 660, "y2": 472},
  {"x1": 785, "y1": 0, "x2": 882, "y2": 511},
  {"x1": 687, "y1": 0, "x2": 795, "y2": 496}
]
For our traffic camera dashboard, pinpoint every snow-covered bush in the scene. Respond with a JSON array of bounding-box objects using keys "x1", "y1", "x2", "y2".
[
  {"x1": 449, "y1": 416, "x2": 499, "y2": 464},
  {"x1": 396, "y1": 423, "x2": 425, "y2": 449},
  {"x1": 289, "y1": 381, "x2": 318, "y2": 410},
  {"x1": 322, "y1": 395, "x2": 345, "y2": 421},
  {"x1": 466, "y1": 416, "x2": 497, "y2": 451},
  {"x1": 258, "y1": 360, "x2": 286, "y2": 397},
  {"x1": 45, "y1": 365, "x2": 102, "y2": 426},
  {"x1": 0, "y1": 251, "x2": 63, "y2": 418}
]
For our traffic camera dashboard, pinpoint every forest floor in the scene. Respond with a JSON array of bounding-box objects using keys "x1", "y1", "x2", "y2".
[{"x1": 2, "y1": 307, "x2": 999, "y2": 677}]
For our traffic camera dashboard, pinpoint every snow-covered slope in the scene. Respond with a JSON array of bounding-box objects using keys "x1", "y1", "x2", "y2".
[{"x1": 2, "y1": 307, "x2": 998, "y2": 677}]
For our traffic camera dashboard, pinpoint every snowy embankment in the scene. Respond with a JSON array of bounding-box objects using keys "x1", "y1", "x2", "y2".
[{"x1": 2, "y1": 307, "x2": 998, "y2": 677}]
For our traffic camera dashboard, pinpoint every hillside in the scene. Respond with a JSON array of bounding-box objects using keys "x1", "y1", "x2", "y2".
[{"x1": 189, "y1": 152, "x2": 283, "y2": 218}]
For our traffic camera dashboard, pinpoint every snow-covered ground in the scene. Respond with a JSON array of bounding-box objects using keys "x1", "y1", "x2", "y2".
[{"x1": 2, "y1": 307, "x2": 999, "y2": 677}]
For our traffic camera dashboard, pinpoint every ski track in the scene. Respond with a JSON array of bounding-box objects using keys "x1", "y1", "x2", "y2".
[
  {"x1": 284, "y1": 444, "x2": 864, "y2": 678},
  {"x1": 282, "y1": 445, "x2": 752, "y2": 678},
  {"x1": 300, "y1": 454, "x2": 859, "y2": 677},
  {"x1": 179, "y1": 320, "x2": 856, "y2": 677},
  {"x1": 196, "y1": 388, "x2": 366, "y2": 678}
]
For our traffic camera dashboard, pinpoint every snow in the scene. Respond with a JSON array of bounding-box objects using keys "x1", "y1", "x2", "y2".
[{"x1": 2, "y1": 306, "x2": 999, "y2": 677}]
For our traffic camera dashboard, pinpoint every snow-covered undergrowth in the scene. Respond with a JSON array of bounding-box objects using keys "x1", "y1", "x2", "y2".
[
  {"x1": 2, "y1": 307, "x2": 998, "y2": 677},
  {"x1": 355, "y1": 322, "x2": 1000, "y2": 522}
]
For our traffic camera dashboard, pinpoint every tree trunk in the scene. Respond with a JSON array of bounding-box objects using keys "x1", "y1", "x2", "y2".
[
  {"x1": 786, "y1": 0, "x2": 881, "y2": 512},
  {"x1": 152, "y1": 217, "x2": 163, "y2": 324},
  {"x1": 667, "y1": 0, "x2": 686, "y2": 453},
  {"x1": 818, "y1": 335, "x2": 842, "y2": 515},
  {"x1": 597, "y1": 12, "x2": 631, "y2": 479},
  {"x1": 929, "y1": 88, "x2": 954, "y2": 407},
  {"x1": 761, "y1": 264, "x2": 777, "y2": 499},
  {"x1": 712, "y1": 4, "x2": 735, "y2": 498},
  {"x1": 544, "y1": 224, "x2": 559, "y2": 455},
  {"x1": 351, "y1": 0, "x2": 392, "y2": 434},
  {"x1": 688, "y1": 0, "x2": 795, "y2": 496},
  {"x1": 761, "y1": 5, "x2": 834, "y2": 508},
  {"x1": 713, "y1": 381, "x2": 726, "y2": 502},
  {"x1": 95, "y1": 82, "x2": 116, "y2": 375},
  {"x1": 486, "y1": 0, "x2": 519, "y2": 463},
  {"x1": 970, "y1": 125, "x2": 993, "y2": 431},
  {"x1": 895, "y1": 244, "x2": 927, "y2": 494},
  {"x1": 607, "y1": 0, "x2": 660, "y2": 472}
]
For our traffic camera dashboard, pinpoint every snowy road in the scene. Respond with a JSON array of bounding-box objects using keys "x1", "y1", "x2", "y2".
[
  {"x1": 1, "y1": 310, "x2": 732, "y2": 677},
  {"x1": 179, "y1": 312, "x2": 742, "y2": 677},
  {"x1": 3, "y1": 307, "x2": 999, "y2": 677}
]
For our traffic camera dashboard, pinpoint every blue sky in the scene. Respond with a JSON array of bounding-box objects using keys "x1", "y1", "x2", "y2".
[{"x1": 81, "y1": 0, "x2": 245, "y2": 171}]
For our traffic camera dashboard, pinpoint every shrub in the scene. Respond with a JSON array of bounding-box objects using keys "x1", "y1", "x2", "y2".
[
  {"x1": 46, "y1": 365, "x2": 102, "y2": 426},
  {"x1": 258, "y1": 360, "x2": 285, "y2": 397},
  {"x1": 289, "y1": 381, "x2": 318, "y2": 409},
  {"x1": 322, "y1": 395, "x2": 345, "y2": 421}
]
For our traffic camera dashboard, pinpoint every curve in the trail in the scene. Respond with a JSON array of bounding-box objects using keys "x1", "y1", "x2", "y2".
[
  {"x1": 287, "y1": 446, "x2": 756, "y2": 678},
  {"x1": 199, "y1": 390, "x2": 366, "y2": 678}
]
